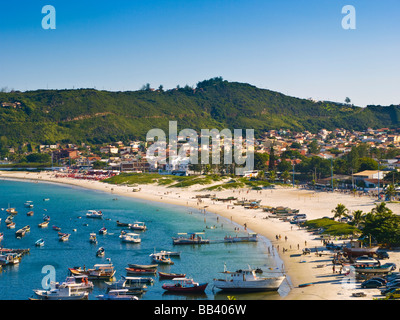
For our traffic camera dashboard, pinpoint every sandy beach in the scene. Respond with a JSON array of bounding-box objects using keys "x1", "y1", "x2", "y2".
[{"x1": 2, "y1": 170, "x2": 400, "y2": 300}]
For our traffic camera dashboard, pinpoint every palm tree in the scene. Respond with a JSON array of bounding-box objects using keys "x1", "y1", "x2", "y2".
[
  {"x1": 281, "y1": 170, "x2": 290, "y2": 184},
  {"x1": 268, "y1": 170, "x2": 276, "y2": 183},
  {"x1": 371, "y1": 202, "x2": 392, "y2": 215},
  {"x1": 350, "y1": 210, "x2": 365, "y2": 229},
  {"x1": 385, "y1": 184, "x2": 396, "y2": 201},
  {"x1": 331, "y1": 203, "x2": 349, "y2": 221}
]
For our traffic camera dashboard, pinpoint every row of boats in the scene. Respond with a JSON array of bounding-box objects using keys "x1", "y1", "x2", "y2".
[{"x1": 30, "y1": 259, "x2": 286, "y2": 300}]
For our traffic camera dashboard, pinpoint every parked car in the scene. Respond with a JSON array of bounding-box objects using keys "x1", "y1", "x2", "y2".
[
  {"x1": 376, "y1": 250, "x2": 389, "y2": 260},
  {"x1": 381, "y1": 284, "x2": 400, "y2": 295},
  {"x1": 361, "y1": 279, "x2": 385, "y2": 288},
  {"x1": 386, "y1": 288, "x2": 400, "y2": 299}
]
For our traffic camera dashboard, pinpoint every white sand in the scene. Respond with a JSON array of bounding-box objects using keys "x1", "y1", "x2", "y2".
[{"x1": 2, "y1": 170, "x2": 400, "y2": 300}]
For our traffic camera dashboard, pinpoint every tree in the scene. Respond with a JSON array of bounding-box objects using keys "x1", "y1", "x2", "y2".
[
  {"x1": 345, "y1": 97, "x2": 351, "y2": 105},
  {"x1": 268, "y1": 146, "x2": 276, "y2": 171},
  {"x1": 350, "y1": 210, "x2": 365, "y2": 229},
  {"x1": 371, "y1": 202, "x2": 392, "y2": 215},
  {"x1": 254, "y1": 152, "x2": 269, "y2": 171},
  {"x1": 308, "y1": 140, "x2": 320, "y2": 154},
  {"x1": 331, "y1": 203, "x2": 349, "y2": 221},
  {"x1": 363, "y1": 208, "x2": 400, "y2": 246},
  {"x1": 385, "y1": 184, "x2": 396, "y2": 201},
  {"x1": 281, "y1": 170, "x2": 290, "y2": 184}
]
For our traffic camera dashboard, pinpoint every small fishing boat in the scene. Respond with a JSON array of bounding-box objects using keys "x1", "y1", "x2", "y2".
[
  {"x1": 0, "y1": 232, "x2": 3, "y2": 242},
  {"x1": 24, "y1": 201, "x2": 34, "y2": 208},
  {"x1": 151, "y1": 253, "x2": 174, "y2": 265},
  {"x1": 6, "y1": 208, "x2": 17, "y2": 215},
  {"x1": 27, "y1": 211, "x2": 34, "y2": 216},
  {"x1": 159, "y1": 271, "x2": 186, "y2": 279},
  {"x1": 116, "y1": 221, "x2": 130, "y2": 227},
  {"x1": 69, "y1": 263, "x2": 116, "y2": 281},
  {"x1": 7, "y1": 221, "x2": 16, "y2": 229},
  {"x1": 120, "y1": 232, "x2": 141, "y2": 243},
  {"x1": 160, "y1": 250, "x2": 181, "y2": 257},
  {"x1": 22, "y1": 225, "x2": 30, "y2": 232},
  {"x1": 38, "y1": 221, "x2": 49, "y2": 228},
  {"x1": 128, "y1": 264, "x2": 158, "y2": 270},
  {"x1": 5, "y1": 215, "x2": 14, "y2": 224},
  {"x1": 125, "y1": 267, "x2": 157, "y2": 275},
  {"x1": 43, "y1": 215, "x2": 50, "y2": 221},
  {"x1": 53, "y1": 226, "x2": 61, "y2": 231},
  {"x1": 89, "y1": 233, "x2": 98, "y2": 244},
  {"x1": 161, "y1": 278, "x2": 208, "y2": 293},
  {"x1": 129, "y1": 221, "x2": 147, "y2": 231},
  {"x1": 86, "y1": 210, "x2": 103, "y2": 219},
  {"x1": 99, "y1": 227, "x2": 107, "y2": 235},
  {"x1": 43, "y1": 198, "x2": 50, "y2": 201},
  {"x1": 58, "y1": 232, "x2": 70, "y2": 242},
  {"x1": 96, "y1": 247, "x2": 105, "y2": 257},
  {"x1": 53, "y1": 275, "x2": 94, "y2": 292},
  {"x1": 35, "y1": 239, "x2": 45, "y2": 247},
  {"x1": 15, "y1": 228, "x2": 26, "y2": 238},
  {"x1": 97, "y1": 289, "x2": 139, "y2": 300},
  {"x1": 33, "y1": 287, "x2": 88, "y2": 300},
  {"x1": 0, "y1": 253, "x2": 21, "y2": 266}
]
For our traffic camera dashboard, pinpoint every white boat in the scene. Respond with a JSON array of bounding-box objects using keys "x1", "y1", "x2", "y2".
[
  {"x1": 213, "y1": 266, "x2": 286, "y2": 292},
  {"x1": 35, "y1": 239, "x2": 45, "y2": 247},
  {"x1": 33, "y1": 286, "x2": 89, "y2": 300},
  {"x1": 24, "y1": 201, "x2": 34, "y2": 208},
  {"x1": 86, "y1": 210, "x2": 103, "y2": 219},
  {"x1": 129, "y1": 221, "x2": 147, "y2": 231},
  {"x1": 53, "y1": 276, "x2": 94, "y2": 292},
  {"x1": 119, "y1": 232, "x2": 141, "y2": 243},
  {"x1": 89, "y1": 233, "x2": 98, "y2": 244},
  {"x1": 69, "y1": 262, "x2": 116, "y2": 281},
  {"x1": 96, "y1": 289, "x2": 139, "y2": 300},
  {"x1": 150, "y1": 253, "x2": 174, "y2": 265}
]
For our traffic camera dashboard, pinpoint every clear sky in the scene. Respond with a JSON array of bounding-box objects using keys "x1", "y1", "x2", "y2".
[{"x1": 0, "y1": 0, "x2": 399, "y2": 107}]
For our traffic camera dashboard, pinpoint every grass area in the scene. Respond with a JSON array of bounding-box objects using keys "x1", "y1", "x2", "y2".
[
  {"x1": 202, "y1": 178, "x2": 272, "y2": 191},
  {"x1": 304, "y1": 218, "x2": 361, "y2": 236},
  {"x1": 0, "y1": 162, "x2": 52, "y2": 168},
  {"x1": 103, "y1": 172, "x2": 275, "y2": 190},
  {"x1": 103, "y1": 173, "x2": 224, "y2": 188}
]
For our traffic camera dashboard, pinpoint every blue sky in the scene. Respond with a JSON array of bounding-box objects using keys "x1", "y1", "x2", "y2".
[{"x1": 0, "y1": 0, "x2": 399, "y2": 107}]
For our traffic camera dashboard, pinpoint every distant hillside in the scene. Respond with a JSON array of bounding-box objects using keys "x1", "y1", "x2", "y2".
[{"x1": 0, "y1": 77, "x2": 399, "y2": 145}]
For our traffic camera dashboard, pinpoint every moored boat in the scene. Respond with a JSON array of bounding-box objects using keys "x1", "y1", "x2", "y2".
[
  {"x1": 7, "y1": 221, "x2": 16, "y2": 229},
  {"x1": 53, "y1": 226, "x2": 61, "y2": 231},
  {"x1": 89, "y1": 233, "x2": 98, "y2": 244},
  {"x1": 69, "y1": 263, "x2": 116, "y2": 281},
  {"x1": 58, "y1": 232, "x2": 70, "y2": 242},
  {"x1": 35, "y1": 239, "x2": 45, "y2": 247},
  {"x1": 38, "y1": 221, "x2": 49, "y2": 228},
  {"x1": 120, "y1": 232, "x2": 141, "y2": 243},
  {"x1": 97, "y1": 289, "x2": 139, "y2": 300},
  {"x1": 33, "y1": 287, "x2": 88, "y2": 300},
  {"x1": 24, "y1": 201, "x2": 34, "y2": 208},
  {"x1": 151, "y1": 253, "x2": 174, "y2": 265},
  {"x1": 27, "y1": 211, "x2": 34, "y2": 216},
  {"x1": 0, "y1": 253, "x2": 21, "y2": 266},
  {"x1": 159, "y1": 271, "x2": 186, "y2": 279},
  {"x1": 99, "y1": 227, "x2": 107, "y2": 235},
  {"x1": 126, "y1": 267, "x2": 157, "y2": 275},
  {"x1": 15, "y1": 228, "x2": 26, "y2": 238},
  {"x1": 86, "y1": 210, "x2": 103, "y2": 219},
  {"x1": 129, "y1": 221, "x2": 147, "y2": 231},
  {"x1": 172, "y1": 232, "x2": 210, "y2": 245},
  {"x1": 161, "y1": 278, "x2": 208, "y2": 293},
  {"x1": 128, "y1": 263, "x2": 158, "y2": 269},
  {"x1": 96, "y1": 247, "x2": 105, "y2": 257},
  {"x1": 213, "y1": 266, "x2": 285, "y2": 292}
]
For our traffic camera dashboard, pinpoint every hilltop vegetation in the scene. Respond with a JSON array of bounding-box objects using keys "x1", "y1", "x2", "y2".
[{"x1": 0, "y1": 77, "x2": 399, "y2": 146}]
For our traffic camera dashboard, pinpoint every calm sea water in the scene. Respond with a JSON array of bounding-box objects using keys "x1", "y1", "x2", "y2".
[{"x1": 0, "y1": 179, "x2": 290, "y2": 300}]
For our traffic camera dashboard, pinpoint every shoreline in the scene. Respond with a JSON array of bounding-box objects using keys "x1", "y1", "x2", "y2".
[{"x1": 2, "y1": 171, "x2": 400, "y2": 300}]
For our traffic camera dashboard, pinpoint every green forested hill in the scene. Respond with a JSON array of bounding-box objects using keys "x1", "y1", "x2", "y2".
[{"x1": 0, "y1": 77, "x2": 398, "y2": 145}]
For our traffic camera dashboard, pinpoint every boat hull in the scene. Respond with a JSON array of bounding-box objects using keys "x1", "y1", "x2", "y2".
[
  {"x1": 213, "y1": 276, "x2": 285, "y2": 292},
  {"x1": 162, "y1": 283, "x2": 208, "y2": 293}
]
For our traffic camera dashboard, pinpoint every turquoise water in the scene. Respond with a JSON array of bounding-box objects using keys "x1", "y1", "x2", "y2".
[{"x1": 0, "y1": 179, "x2": 289, "y2": 300}]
